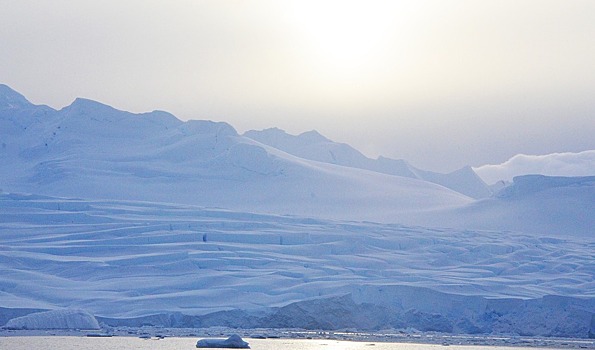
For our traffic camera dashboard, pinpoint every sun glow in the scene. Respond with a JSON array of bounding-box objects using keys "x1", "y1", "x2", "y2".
[{"x1": 284, "y1": 0, "x2": 420, "y2": 81}]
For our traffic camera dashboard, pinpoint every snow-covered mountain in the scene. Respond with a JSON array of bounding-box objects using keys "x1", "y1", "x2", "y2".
[
  {"x1": 2, "y1": 83, "x2": 593, "y2": 233},
  {"x1": 244, "y1": 128, "x2": 492, "y2": 199},
  {"x1": 0, "y1": 84, "x2": 472, "y2": 223},
  {"x1": 1, "y1": 84, "x2": 594, "y2": 337}
]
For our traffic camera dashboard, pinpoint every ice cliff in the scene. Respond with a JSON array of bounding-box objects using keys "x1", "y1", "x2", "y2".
[{"x1": 3, "y1": 309, "x2": 100, "y2": 330}]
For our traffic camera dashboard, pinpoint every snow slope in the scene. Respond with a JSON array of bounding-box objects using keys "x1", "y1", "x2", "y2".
[
  {"x1": 0, "y1": 85, "x2": 471, "y2": 223},
  {"x1": 427, "y1": 175, "x2": 595, "y2": 237},
  {"x1": 1, "y1": 193, "x2": 593, "y2": 317},
  {"x1": 1, "y1": 193, "x2": 593, "y2": 337},
  {"x1": 1, "y1": 85, "x2": 594, "y2": 337},
  {"x1": 244, "y1": 128, "x2": 492, "y2": 199}
]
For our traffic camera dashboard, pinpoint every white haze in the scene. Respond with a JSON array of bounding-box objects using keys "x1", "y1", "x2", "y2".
[{"x1": 1, "y1": 1, "x2": 595, "y2": 171}]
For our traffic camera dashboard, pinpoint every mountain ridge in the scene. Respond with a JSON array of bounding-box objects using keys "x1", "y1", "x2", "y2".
[
  {"x1": 1, "y1": 83, "x2": 592, "y2": 234},
  {"x1": 0, "y1": 84, "x2": 473, "y2": 224},
  {"x1": 1, "y1": 84, "x2": 594, "y2": 337},
  {"x1": 244, "y1": 127, "x2": 492, "y2": 199}
]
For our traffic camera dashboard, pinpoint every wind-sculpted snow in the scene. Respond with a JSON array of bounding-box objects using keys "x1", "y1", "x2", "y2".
[{"x1": 1, "y1": 193, "x2": 593, "y2": 322}]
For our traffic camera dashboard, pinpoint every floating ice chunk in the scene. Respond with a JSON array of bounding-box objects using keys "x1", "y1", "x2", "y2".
[{"x1": 196, "y1": 334, "x2": 250, "y2": 348}]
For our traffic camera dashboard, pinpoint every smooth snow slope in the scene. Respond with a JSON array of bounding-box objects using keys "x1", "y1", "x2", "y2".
[
  {"x1": 427, "y1": 175, "x2": 595, "y2": 237},
  {"x1": 1, "y1": 193, "x2": 593, "y2": 318},
  {"x1": 0, "y1": 85, "x2": 471, "y2": 223},
  {"x1": 244, "y1": 128, "x2": 492, "y2": 199}
]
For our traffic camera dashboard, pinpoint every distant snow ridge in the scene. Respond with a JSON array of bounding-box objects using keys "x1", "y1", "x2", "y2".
[
  {"x1": 428, "y1": 174, "x2": 595, "y2": 237},
  {"x1": 497, "y1": 174, "x2": 595, "y2": 198},
  {"x1": 3, "y1": 309, "x2": 99, "y2": 330},
  {"x1": 0, "y1": 84, "x2": 33, "y2": 109},
  {"x1": 244, "y1": 128, "x2": 492, "y2": 199},
  {"x1": 474, "y1": 150, "x2": 595, "y2": 184},
  {"x1": 0, "y1": 84, "x2": 472, "y2": 223}
]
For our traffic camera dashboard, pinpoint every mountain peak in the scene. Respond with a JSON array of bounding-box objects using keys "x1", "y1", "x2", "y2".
[
  {"x1": 0, "y1": 84, "x2": 33, "y2": 109},
  {"x1": 297, "y1": 130, "x2": 330, "y2": 143},
  {"x1": 61, "y1": 98, "x2": 121, "y2": 117},
  {"x1": 259, "y1": 127, "x2": 285, "y2": 135},
  {"x1": 180, "y1": 119, "x2": 238, "y2": 137},
  {"x1": 245, "y1": 128, "x2": 331, "y2": 145},
  {"x1": 449, "y1": 165, "x2": 480, "y2": 177},
  {"x1": 69, "y1": 97, "x2": 113, "y2": 109}
]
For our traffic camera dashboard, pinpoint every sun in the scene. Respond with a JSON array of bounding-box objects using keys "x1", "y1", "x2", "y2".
[{"x1": 283, "y1": 0, "x2": 415, "y2": 80}]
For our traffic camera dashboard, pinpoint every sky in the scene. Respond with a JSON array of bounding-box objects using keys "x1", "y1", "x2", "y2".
[{"x1": 1, "y1": 0, "x2": 595, "y2": 172}]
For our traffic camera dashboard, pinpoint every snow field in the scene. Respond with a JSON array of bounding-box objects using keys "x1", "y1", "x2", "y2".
[
  {"x1": 1, "y1": 194, "x2": 593, "y2": 319},
  {"x1": 1, "y1": 84, "x2": 594, "y2": 337}
]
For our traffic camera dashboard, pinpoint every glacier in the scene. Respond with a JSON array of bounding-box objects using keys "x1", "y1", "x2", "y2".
[
  {"x1": 1, "y1": 84, "x2": 594, "y2": 337},
  {"x1": 1, "y1": 193, "x2": 594, "y2": 337}
]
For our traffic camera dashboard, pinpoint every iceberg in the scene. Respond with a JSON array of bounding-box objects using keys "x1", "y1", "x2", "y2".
[
  {"x1": 3, "y1": 309, "x2": 100, "y2": 330},
  {"x1": 196, "y1": 334, "x2": 250, "y2": 348}
]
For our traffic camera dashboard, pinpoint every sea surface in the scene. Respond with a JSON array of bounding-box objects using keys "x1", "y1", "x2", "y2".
[{"x1": 0, "y1": 336, "x2": 580, "y2": 350}]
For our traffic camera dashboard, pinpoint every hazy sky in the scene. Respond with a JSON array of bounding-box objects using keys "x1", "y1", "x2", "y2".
[{"x1": 2, "y1": 0, "x2": 595, "y2": 171}]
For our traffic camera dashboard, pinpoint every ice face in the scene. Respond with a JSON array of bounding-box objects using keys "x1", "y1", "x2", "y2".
[{"x1": 3, "y1": 309, "x2": 100, "y2": 330}]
